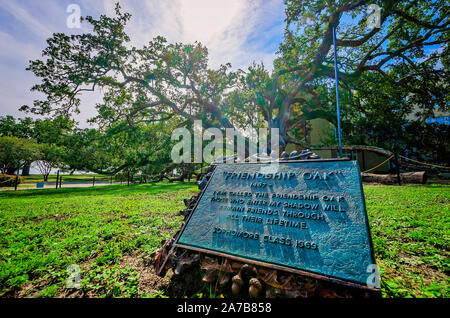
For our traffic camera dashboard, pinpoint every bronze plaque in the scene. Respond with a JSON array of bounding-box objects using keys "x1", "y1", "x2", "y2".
[{"x1": 176, "y1": 160, "x2": 377, "y2": 287}]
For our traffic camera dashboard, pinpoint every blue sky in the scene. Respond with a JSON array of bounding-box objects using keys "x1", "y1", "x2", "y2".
[{"x1": 0, "y1": 0, "x2": 286, "y2": 126}]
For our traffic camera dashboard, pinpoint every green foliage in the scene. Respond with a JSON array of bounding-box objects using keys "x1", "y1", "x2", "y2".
[
  {"x1": 279, "y1": 1, "x2": 449, "y2": 147},
  {"x1": 0, "y1": 137, "x2": 42, "y2": 174},
  {"x1": 0, "y1": 116, "x2": 34, "y2": 139},
  {"x1": 33, "y1": 116, "x2": 74, "y2": 145},
  {"x1": 35, "y1": 144, "x2": 66, "y2": 181},
  {"x1": 59, "y1": 118, "x2": 180, "y2": 177},
  {"x1": 0, "y1": 116, "x2": 76, "y2": 177},
  {"x1": 24, "y1": 4, "x2": 237, "y2": 138}
]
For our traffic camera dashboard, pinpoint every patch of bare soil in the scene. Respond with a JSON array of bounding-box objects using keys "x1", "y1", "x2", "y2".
[
  {"x1": 397, "y1": 251, "x2": 447, "y2": 284},
  {"x1": 2, "y1": 278, "x2": 52, "y2": 298},
  {"x1": 120, "y1": 254, "x2": 170, "y2": 297},
  {"x1": 56, "y1": 253, "x2": 170, "y2": 298}
]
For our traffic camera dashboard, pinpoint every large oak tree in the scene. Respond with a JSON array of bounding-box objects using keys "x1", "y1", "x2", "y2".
[{"x1": 23, "y1": 1, "x2": 449, "y2": 155}]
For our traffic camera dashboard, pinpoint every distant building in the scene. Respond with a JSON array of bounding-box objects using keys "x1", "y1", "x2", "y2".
[{"x1": 285, "y1": 105, "x2": 449, "y2": 173}]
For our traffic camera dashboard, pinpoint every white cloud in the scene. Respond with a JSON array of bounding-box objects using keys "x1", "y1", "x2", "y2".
[
  {"x1": 0, "y1": 0, "x2": 53, "y2": 38},
  {"x1": 104, "y1": 0, "x2": 284, "y2": 69},
  {"x1": 180, "y1": 0, "x2": 244, "y2": 43}
]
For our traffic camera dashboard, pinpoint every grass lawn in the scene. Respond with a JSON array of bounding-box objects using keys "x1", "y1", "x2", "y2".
[
  {"x1": 0, "y1": 183, "x2": 448, "y2": 298},
  {"x1": 0, "y1": 182, "x2": 198, "y2": 298},
  {"x1": 365, "y1": 185, "x2": 449, "y2": 297}
]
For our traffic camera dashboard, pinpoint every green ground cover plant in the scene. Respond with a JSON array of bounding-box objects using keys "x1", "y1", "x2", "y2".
[
  {"x1": 0, "y1": 182, "x2": 197, "y2": 297},
  {"x1": 365, "y1": 185, "x2": 449, "y2": 298},
  {"x1": 0, "y1": 183, "x2": 448, "y2": 298}
]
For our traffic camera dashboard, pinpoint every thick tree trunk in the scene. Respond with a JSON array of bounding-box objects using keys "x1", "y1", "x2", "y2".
[
  {"x1": 21, "y1": 165, "x2": 30, "y2": 176},
  {"x1": 278, "y1": 129, "x2": 288, "y2": 154},
  {"x1": 268, "y1": 117, "x2": 288, "y2": 154},
  {"x1": 361, "y1": 171, "x2": 426, "y2": 185}
]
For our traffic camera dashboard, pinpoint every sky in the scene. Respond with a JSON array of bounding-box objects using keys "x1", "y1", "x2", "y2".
[{"x1": 0, "y1": 0, "x2": 286, "y2": 127}]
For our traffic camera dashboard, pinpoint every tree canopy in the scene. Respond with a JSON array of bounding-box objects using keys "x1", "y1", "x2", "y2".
[
  {"x1": 16, "y1": 1, "x2": 450, "y2": 167},
  {"x1": 0, "y1": 136, "x2": 41, "y2": 174}
]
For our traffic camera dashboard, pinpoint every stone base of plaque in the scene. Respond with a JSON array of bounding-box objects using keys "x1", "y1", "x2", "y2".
[
  {"x1": 155, "y1": 248, "x2": 381, "y2": 298},
  {"x1": 152, "y1": 159, "x2": 382, "y2": 298}
]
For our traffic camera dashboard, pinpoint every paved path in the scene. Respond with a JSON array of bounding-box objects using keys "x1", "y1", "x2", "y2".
[{"x1": 0, "y1": 181, "x2": 123, "y2": 191}]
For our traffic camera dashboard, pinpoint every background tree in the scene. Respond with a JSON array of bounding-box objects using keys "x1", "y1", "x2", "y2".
[
  {"x1": 32, "y1": 116, "x2": 73, "y2": 179},
  {"x1": 0, "y1": 116, "x2": 34, "y2": 139},
  {"x1": 35, "y1": 144, "x2": 65, "y2": 181},
  {"x1": 0, "y1": 137, "x2": 41, "y2": 175},
  {"x1": 0, "y1": 116, "x2": 36, "y2": 175},
  {"x1": 228, "y1": 0, "x2": 449, "y2": 152},
  {"x1": 33, "y1": 116, "x2": 74, "y2": 145},
  {"x1": 60, "y1": 116, "x2": 180, "y2": 180}
]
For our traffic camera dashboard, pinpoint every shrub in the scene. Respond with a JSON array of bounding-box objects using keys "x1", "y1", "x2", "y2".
[{"x1": 0, "y1": 174, "x2": 23, "y2": 187}]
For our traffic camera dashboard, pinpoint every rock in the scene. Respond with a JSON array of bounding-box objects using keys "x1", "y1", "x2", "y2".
[
  {"x1": 231, "y1": 275, "x2": 244, "y2": 296},
  {"x1": 249, "y1": 278, "x2": 263, "y2": 297},
  {"x1": 290, "y1": 150, "x2": 299, "y2": 158},
  {"x1": 219, "y1": 273, "x2": 231, "y2": 287},
  {"x1": 202, "y1": 269, "x2": 217, "y2": 283}
]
